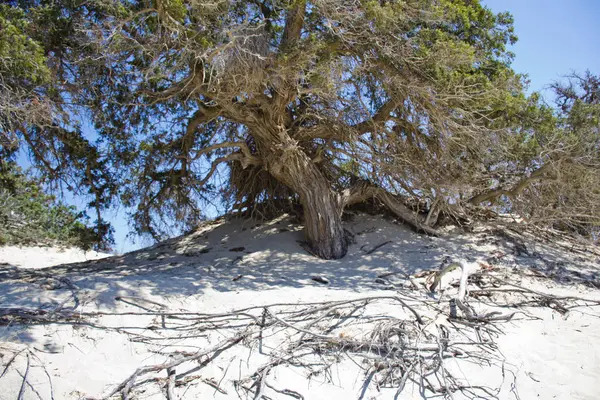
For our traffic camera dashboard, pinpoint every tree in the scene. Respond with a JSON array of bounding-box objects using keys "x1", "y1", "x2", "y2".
[
  {"x1": 0, "y1": 1, "x2": 116, "y2": 245},
  {"x1": 2, "y1": 0, "x2": 599, "y2": 258},
  {"x1": 0, "y1": 2, "x2": 52, "y2": 147},
  {"x1": 74, "y1": 0, "x2": 525, "y2": 258},
  {"x1": 0, "y1": 160, "x2": 112, "y2": 250},
  {"x1": 465, "y1": 71, "x2": 600, "y2": 238}
]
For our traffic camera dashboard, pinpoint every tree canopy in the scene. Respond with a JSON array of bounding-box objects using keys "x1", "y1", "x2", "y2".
[
  {"x1": 0, "y1": 160, "x2": 111, "y2": 249},
  {"x1": 1, "y1": 0, "x2": 598, "y2": 258}
]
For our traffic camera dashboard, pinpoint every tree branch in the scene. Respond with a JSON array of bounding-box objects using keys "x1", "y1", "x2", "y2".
[
  {"x1": 469, "y1": 163, "x2": 553, "y2": 205},
  {"x1": 340, "y1": 179, "x2": 439, "y2": 236},
  {"x1": 281, "y1": 1, "x2": 307, "y2": 47},
  {"x1": 197, "y1": 152, "x2": 261, "y2": 187},
  {"x1": 353, "y1": 99, "x2": 398, "y2": 134},
  {"x1": 191, "y1": 141, "x2": 260, "y2": 168},
  {"x1": 253, "y1": 0, "x2": 274, "y2": 32},
  {"x1": 294, "y1": 124, "x2": 346, "y2": 141},
  {"x1": 185, "y1": 107, "x2": 221, "y2": 137},
  {"x1": 180, "y1": 107, "x2": 221, "y2": 174},
  {"x1": 294, "y1": 99, "x2": 399, "y2": 142}
]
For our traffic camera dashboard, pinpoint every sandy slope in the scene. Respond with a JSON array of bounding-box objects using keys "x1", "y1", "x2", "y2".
[
  {"x1": 0, "y1": 246, "x2": 110, "y2": 269},
  {"x1": 1, "y1": 214, "x2": 599, "y2": 400}
]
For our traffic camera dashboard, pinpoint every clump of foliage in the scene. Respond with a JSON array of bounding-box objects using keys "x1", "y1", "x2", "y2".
[
  {"x1": 0, "y1": 161, "x2": 112, "y2": 250},
  {"x1": 0, "y1": 1, "x2": 116, "y2": 246}
]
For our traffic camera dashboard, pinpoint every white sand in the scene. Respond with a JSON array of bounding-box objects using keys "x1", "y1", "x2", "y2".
[
  {"x1": 0, "y1": 246, "x2": 110, "y2": 269},
  {"x1": 0, "y1": 214, "x2": 599, "y2": 399}
]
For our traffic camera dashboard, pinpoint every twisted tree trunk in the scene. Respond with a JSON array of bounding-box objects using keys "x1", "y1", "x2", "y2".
[
  {"x1": 298, "y1": 186, "x2": 347, "y2": 259},
  {"x1": 253, "y1": 133, "x2": 438, "y2": 258},
  {"x1": 259, "y1": 133, "x2": 347, "y2": 259}
]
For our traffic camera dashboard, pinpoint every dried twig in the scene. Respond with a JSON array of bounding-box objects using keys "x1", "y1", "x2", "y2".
[
  {"x1": 99, "y1": 333, "x2": 248, "y2": 399},
  {"x1": 17, "y1": 353, "x2": 30, "y2": 400}
]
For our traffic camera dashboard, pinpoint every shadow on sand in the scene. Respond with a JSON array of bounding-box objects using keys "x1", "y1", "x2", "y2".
[{"x1": 1, "y1": 213, "x2": 598, "y2": 344}]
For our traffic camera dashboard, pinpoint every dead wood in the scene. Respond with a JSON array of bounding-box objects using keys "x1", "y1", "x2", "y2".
[{"x1": 3, "y1": 261, "x2": 599, "y2": 400}]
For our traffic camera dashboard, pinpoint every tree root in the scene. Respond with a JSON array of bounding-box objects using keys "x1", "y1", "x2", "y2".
[{"x1": 2, "y1": 266, "x2": 599, "y2": 400}]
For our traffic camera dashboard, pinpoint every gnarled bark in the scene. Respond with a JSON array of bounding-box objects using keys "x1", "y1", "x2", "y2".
[{"x1": 257, "y1": 133, "x2": 347, "y2": 259}]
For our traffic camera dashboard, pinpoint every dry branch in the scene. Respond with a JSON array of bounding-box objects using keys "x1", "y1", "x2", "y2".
[
  {"x1": 3, "y1": 260, "x2": 599, "y2": 400},
  {"x1": 96, "y1": 333, "x2": 248, "y2": 400}
]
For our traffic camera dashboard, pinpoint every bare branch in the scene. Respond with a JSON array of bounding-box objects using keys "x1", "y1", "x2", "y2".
[
  {"x1": 340, "y1": 179, "x2": 439, "y2": 235},
  {"x1": 353, "y1": 100, "x2": 398, "y2": 134},
  {"x1": 191, "y1": 141, "x2": 259, "y2": 167},
  {"x1": 469, "y1": 163, "x2": 555, "y2": 205},
  {"x1": 281, "y1": 1, "x2": 307, "y2": 47}
]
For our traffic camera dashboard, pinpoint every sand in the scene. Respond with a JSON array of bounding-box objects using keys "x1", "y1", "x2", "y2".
[
  {"x1": 0, "y1": 246, "x2": 110, "y2": 269},
  {"x1": 1, "y1": 213, "x2": 599, "y2": 399}
]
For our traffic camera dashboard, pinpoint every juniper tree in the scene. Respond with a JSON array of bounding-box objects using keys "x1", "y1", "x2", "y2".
[
  {"x1": 0, "y1": 1, "x2": 116, "y2": 245},
  {"x1": 75, "y1": 0, "x2": 528, "y2": 258},
  {"x1": 3, "y1": 0, "x2": 599, "y2": 258}
]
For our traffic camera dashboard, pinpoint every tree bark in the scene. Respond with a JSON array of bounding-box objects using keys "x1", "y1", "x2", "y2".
[
  {"x1": 299, "y1": 186, "x2": 347, "y2": 259},
  {"x1": 262, "y1": 135, "x2": 347, "y2": 259},
  {"x1": 255, "y1": 128, "x2": 348, "y2": 260}
]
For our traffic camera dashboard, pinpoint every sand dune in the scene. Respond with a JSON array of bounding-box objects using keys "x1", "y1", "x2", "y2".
[{"x1": 1, "y1": 214, "x2": 599, "y2": 399}]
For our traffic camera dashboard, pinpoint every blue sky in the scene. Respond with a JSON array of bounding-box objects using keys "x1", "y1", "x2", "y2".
[
  {"x1": 483, "y1": 0, "x2": 600, "y2": 98},
  {"x1": 20, "y1": 1, "x2": 600, "y2": 254}
]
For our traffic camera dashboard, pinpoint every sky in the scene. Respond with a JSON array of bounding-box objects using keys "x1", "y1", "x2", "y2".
[
  {"x1": 483, "y1": 0, "x2": 600, "y2": 98},
  {"x1": 18, "y1": 1, "x2": 600, "y2": 254}
]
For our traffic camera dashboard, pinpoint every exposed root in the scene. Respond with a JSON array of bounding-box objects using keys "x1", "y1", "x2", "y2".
[
  {"x1": 0, "y1": 347, "x2": 55, "y2": 400},
  {"x1": 2, "y1": 262, "x2": 600, "y2": 400}
]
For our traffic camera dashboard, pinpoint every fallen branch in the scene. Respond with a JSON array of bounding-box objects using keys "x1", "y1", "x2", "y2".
[
  {"x1": 5, "y1": 284, "x2": 588, "y2": 400},
  {"x1": 17, "y1": 353, "x2": 30, "y2": 400},
  {"x1": 98, "y1": 332, "x2": 249, "y2": 399}
]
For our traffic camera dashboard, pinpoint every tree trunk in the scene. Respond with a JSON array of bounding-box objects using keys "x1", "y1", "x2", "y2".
[
  {"x1": 299, "y1": 185, "x2": 347, "y2": 259},
  {"x1": 258, "y1": 136, "x2": 440, "y2": 257},
  {"x1": 246, "y1": 121, "x2": 438, "y2": 259},
  {"x1": 259, "y1": 134, "x2": 348, "y2": 259}
]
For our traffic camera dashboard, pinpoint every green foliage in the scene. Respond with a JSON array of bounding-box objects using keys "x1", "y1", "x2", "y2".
[
  {"x1": 0, "y1": 4, "x2": 50, "y2": 85},
  {"x1": 0, "y1": 161, "x2": 113, "y2": 250},
  {"x1": 0, "y1": 1, "x2": 116, "y2": 248},
  {"x1": 157, "y1": 0, "x2": 186, "y2": 22}
]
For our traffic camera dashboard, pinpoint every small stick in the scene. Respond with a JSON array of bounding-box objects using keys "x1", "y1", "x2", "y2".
[
  {"x1": 362, "y1": 241, "x2": 393, "y2": 254},
  {"x1": 17, "y1": 353, "x2": 30, "y2": 400},
  {"x1": 0, "y1": 348, "x2": 26, "y2": 378},
  {"x1": 166, "y1": 362, "x2": 176, "y2": 400},
  {"x1": 203, "y1": 377, "x2": 228, "y2": 395},
  {"x1": 101, "y1": 333, "x2": 248, "y2": 399},
  {"x1": 429, "y1": 262, "x2": 462, "y2": 293},
  {"x1": 394, "y1": 362, "x2": 416, "y2": 399},
  {"x1": 30, "y1": 351, "x2": 56, "y2": 400},
  {"x1": 258, "y1": 307, "x2": 267, "y2": 355},
  {"x1": 252, "y1": 366, "x2": 272, "y2": 400},
  {"x1": 264, "y1": 381, "x2": 304, "y2": 399}
]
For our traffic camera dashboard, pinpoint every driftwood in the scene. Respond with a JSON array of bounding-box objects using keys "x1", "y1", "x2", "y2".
[{"x1": 2, "y1": 259, "x2": 600, "y2": 400}]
